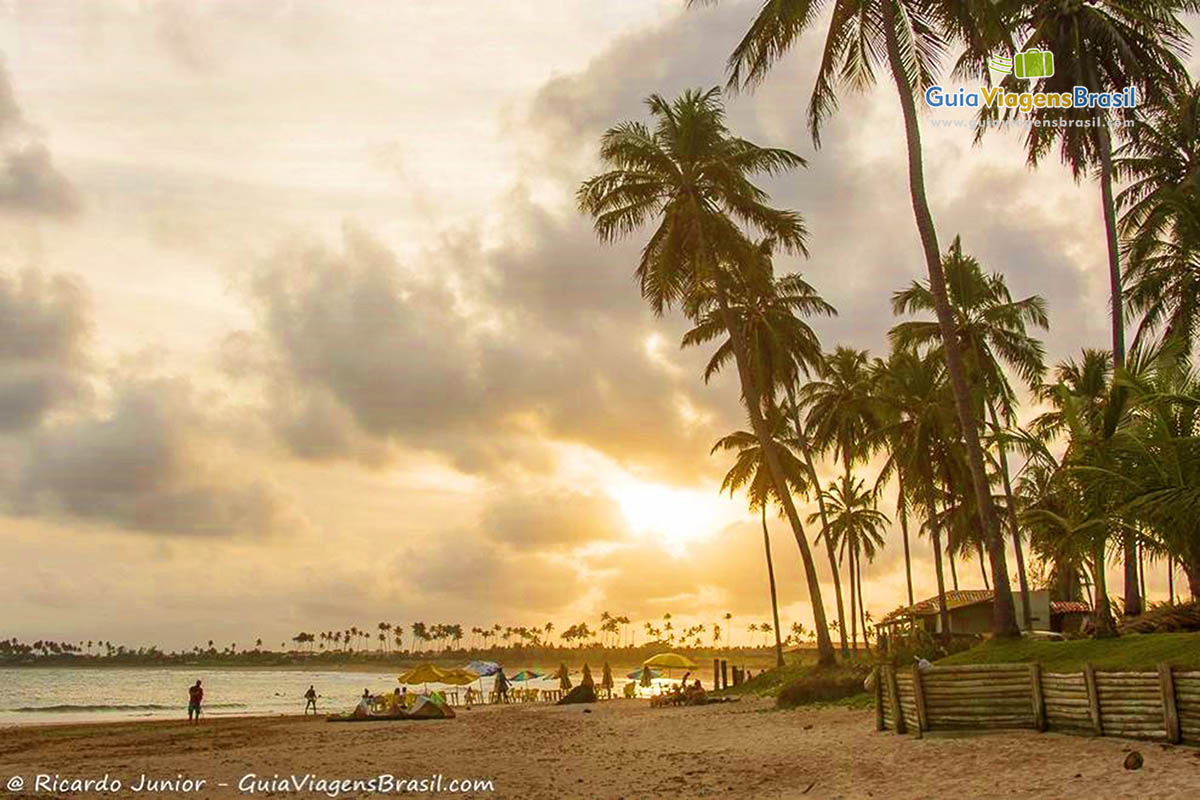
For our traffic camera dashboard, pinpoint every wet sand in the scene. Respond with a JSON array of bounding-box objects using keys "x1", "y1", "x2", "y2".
[{"x1": 2, "y1": 699, "x2": 1197, "y2": 799}]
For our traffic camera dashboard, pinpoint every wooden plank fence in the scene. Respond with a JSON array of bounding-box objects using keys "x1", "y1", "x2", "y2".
[{"x1": 876, "y1": 663, "x2": 1199, "y2": 745}]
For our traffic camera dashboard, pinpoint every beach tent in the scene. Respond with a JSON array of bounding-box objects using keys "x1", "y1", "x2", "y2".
[{"x1": 408, "y1": 695, "x2": 456, "y2": 720}]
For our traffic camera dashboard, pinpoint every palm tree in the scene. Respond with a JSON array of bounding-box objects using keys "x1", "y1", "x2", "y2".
[
  {"x1": 1115, "y1": 77, "x2": 1200, "y2": 245},
  {"x1": 812, "y1": 474, "x2": 890, "y2": 653},
  {"x1": 969, "y1": 0, "x2": 1193, "y2": 374},
  {"x1": 1121, "y1": 185, "x2": 1200, "y2": 356},
  {"x1": 710, "y1": 0, "x2": 1020, "y2": 638},
  {"x1": 683, "y1": 244, "x2": 850, "y2": 656},
  {"x1": 972, "y1": 2, "x2": 1193, "y2": 620},
  {"x1": 890, "y1": 237, "x2": 1048, "y2": 626},
  {"x1": 712, "y1": 408, "x2": 811, "y2": 667},
  {"x1": 578, "y1": 87, "x2": 835, "y2": 665},
  {"x1": 874, "y1": 347, "x2": 958, "y2": 634},
  {"x1": 800, "y1": 345, "x2": 878, "y2": 649}
]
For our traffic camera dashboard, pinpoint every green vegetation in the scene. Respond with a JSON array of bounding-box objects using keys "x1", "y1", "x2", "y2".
[
  {"x1": 717, "y1": 656, "x2": 870, "y2": 710},
  {"x1": 939, "y1": 632, "x2": 1200, "y2": 672}
]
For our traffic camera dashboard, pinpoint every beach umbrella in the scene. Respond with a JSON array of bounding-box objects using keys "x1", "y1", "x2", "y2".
[
  {"x1": 601, "y1": 662, "x2": 614, "y2": 691},
  {"x1": 441, "y1": 667, "x2": 479, "y2": 686},
  {"x1": 398, "y1": 664, "x2": 452, "y2": 695},
  {"x1": 467, "y1": 660, "x2": 501, "y2": 677},
  {"x1": 557, "y1": 663, "x2": 572, "y2": 691},
  {"x1": 510, "y1": 670, "x2": 543, "y2": 682},
  {"x1": 398, "y1": 664, "x2": 451, "y2": 685},
  {"x1": 643, "y1": 653, "x2": 698, "y2": 670},
  {"x1": 581, "y1": 663, "x2": 595, "y2": 688},
  {"x1": 626, "y1": 667, "x2": 659, "y2": 681}
]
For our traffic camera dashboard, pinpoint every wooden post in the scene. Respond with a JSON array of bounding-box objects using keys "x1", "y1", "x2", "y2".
[
  {"x1": 713, "y1": 658, "x2": 720, "y2": 692},
  {"x1": 1083, "y1": 663, "x2": 1102, "y2": 735},
  {"x1": 874, "y1": 666, "x2": 885, "y2": 731},
  {"x1": 910, "y1": 665, "x2": 927, "y2": 737},
  {"x1": 1159, "y1": 663, "x2": 1181, "y2": 744},
  {"x1": 1030, "y1": 663, "x2": 1046, "y2": 732},
  {"x1": 885, "y1": 664, "x2": 907, "y2": 735},
  {"x1": 720, "y1": 660, "x2": 728, "y2": 690}
]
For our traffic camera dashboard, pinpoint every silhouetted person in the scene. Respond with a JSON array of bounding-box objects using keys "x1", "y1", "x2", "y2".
[
  {"x1": 188, "y1": 680, "x2": 203, "y2": 722},
  {"x1": 304, "y1": 685, "x2": 317, "y2": 715}
]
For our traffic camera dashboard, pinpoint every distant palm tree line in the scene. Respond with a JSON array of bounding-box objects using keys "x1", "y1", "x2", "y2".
[
  {"x1": 0, "y1": 613, "x2": 812, "y2": 663},
  {"x1": 580, "y1": 0, "x2": 1200, "y2": 662}
]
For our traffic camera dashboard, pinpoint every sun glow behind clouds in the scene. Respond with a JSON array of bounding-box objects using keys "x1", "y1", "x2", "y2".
[{"x1": 608, "y1": 478, "x2": 741, "y2": 557}]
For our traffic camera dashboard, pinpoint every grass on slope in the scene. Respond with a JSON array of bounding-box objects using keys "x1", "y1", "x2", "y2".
[{"x1": 937, "y1": 631, "x2": 1200, "y2": 672}]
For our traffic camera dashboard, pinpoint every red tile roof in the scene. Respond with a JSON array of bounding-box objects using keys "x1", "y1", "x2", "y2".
[
  {"x1": 1050, "y1": 601, "x2": 1091, "y2": 614},
  {"x1": 880, "y1": 589, "x2": 996, "y2": 624},
  {"x1": 881, "y1": 592, "x2": 1093, "y2": 625}
]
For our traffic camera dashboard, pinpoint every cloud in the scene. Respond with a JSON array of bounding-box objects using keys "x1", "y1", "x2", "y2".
[
  {"x1": 0, "y1": 269, "x2": 91, "y2": 431},
  {"x1": 9, "y1": 374, "x2": 297, "y2": 537},
  {"x1": 480, "y1": 486, "x2": 631, "y2": 551},
  {"x1": 0, "y1": 65, "x2": 79, "y2": 218},
  {"x1": 239, "y1": 219, "x2": 738, "y2": 481}
]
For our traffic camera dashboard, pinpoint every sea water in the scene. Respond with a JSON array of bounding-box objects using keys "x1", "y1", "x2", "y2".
[{"x1": 0, "y1": 667, "x2": 641, "y2": 725}]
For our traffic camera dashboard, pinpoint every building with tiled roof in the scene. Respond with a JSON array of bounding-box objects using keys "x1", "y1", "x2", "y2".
[{"x1": 878, "y1": 589, "x2": 1091, "y2": 635}]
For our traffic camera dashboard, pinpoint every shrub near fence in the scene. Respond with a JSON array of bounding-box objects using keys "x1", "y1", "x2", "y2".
[{"x1": 875, "y1": 662, "x2": 1200, "y2": 745}]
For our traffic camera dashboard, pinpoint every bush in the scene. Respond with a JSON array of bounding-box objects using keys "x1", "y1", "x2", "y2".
[
  {"x1": 1119, "y1": 601, "x2": 1200, "y2": 634},
  {"x1": 776, "y1": 664, "x2": 870, "y2": 709}
]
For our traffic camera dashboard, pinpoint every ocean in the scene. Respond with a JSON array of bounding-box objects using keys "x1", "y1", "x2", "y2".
[{"x1": 0, "y1": 667, "x2": 640, "y2": 725}]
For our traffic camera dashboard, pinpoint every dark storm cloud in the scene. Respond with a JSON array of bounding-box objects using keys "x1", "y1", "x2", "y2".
[
  {"x1": 10, "y1": 375, "x2": 296, "y2": 537},
  {"x1": 0, "y1": 269, "x2": 91, "y2": 431}
]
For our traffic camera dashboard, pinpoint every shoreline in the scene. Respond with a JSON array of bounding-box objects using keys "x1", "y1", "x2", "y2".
[{"x1": 3, "y1": 700, "x2": 1199, "y2": 799}]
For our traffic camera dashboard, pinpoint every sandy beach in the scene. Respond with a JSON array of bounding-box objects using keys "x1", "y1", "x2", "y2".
[{"x1": 2, "y1": 699, "x2": 1197, "y2": 799}]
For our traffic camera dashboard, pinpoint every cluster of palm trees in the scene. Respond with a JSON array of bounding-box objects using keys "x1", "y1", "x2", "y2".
[{"x1": 579, "y1": 0, "x2": 1200, "y2": 667}]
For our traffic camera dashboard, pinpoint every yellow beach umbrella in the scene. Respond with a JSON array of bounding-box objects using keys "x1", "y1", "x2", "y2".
[
  {"x1": 643, "y1": 653, "x2": 697, "y2": 670},
  {"x1": 398, "y1": 664, "x2": 451, "y2": 685},
  {"x1": 441, "y1": 667, "x2": 479, "y2": 686}
]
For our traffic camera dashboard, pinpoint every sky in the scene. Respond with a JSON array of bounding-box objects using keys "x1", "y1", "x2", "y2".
[{"x1": 0, "y1": 0, "x2": 1191, "y2": 652}]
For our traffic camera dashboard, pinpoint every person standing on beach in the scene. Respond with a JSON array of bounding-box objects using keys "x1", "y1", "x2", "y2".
[
  {"x1": 304, "y1": 685, "x2": 317, "y2": 715},
  {"x1": 187, "y1": 680, "x2": 203, "y2": 723}
]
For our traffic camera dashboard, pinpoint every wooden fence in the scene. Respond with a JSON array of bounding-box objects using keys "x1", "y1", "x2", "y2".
[{"x1": 875, "y1": 663, "x2": 1200, "y2": 744}]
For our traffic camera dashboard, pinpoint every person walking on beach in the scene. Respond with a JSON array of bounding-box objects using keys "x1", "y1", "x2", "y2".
[
  {"x1": 187, "y1": 680, "x2": 203, "y2": 723},
  {"x1": 304, "y1": 685, "x2": 317, "y2": 715}
]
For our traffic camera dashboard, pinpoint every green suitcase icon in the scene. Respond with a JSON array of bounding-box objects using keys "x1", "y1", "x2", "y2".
[{"x1": 1015, "y1": 49, "x2": 1054, "y2": 79}]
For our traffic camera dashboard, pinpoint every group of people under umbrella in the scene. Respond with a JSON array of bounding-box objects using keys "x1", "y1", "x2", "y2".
[{"x1": 333, "y1": 652, "x2": 703, "y2": 720}]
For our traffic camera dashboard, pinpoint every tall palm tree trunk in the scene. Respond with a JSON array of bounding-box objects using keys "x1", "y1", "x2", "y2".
[
  {"x1": 761, "y1": 505, "x2": 786, "y2": 668},
  {"x1": 977, "y1": 543, "x2": 990, "y2": 589},
  {"x1": 948, "y1": 545, "x2": 959, "y2": 590},
  {"x1": 987, "y1": 401, "x2": 1033, "y2": 629},
  {"x1": 898, "y1": 475, "x2": 914, "y2": 606},
  {"x1": 1092, "y1": 540, "x2": 1117, "y2": 637},
  {"x1": 857, "y1": 553, "x2": 869, "y2": 653},
  {"x1": 788, "y1": 390, "x2": 850, "y2": 655},
  {"x1": 848, "y1": 544, "x2": 858, "y2": 651},
  {"x1": 1096, "y1": 118, "x2": 1140, "y2": 620},
  {"x1": 841, "y1": 452, "x2": 859, "y2": 652},
  {"x1": 928, "y1": 487, "x2": 951, "y2": 637},
  {"x1": 713, "y1": 282, "x2": 836, "y2": 666},
  {"x1": 880, "y1": 0, "x2": 1019, "y2": 638}
]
